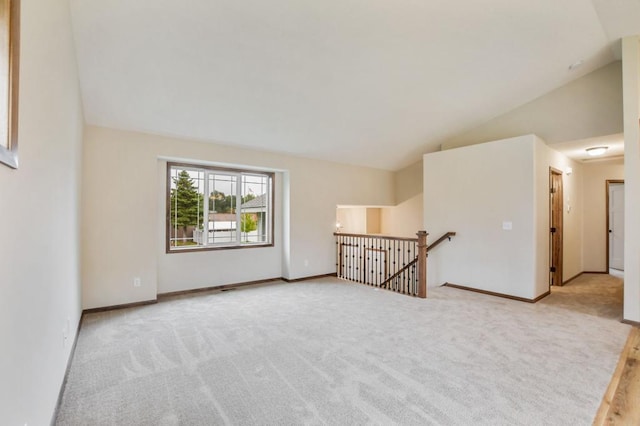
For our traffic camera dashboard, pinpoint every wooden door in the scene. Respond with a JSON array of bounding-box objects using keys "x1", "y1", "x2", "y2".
[{"x1": 549, "y1": 169, "x2": 563, "y2": 286}]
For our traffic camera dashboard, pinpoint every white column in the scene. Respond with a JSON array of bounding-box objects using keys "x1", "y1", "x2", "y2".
[{"x1": 623, "y1": 35, "x2": 640, "y2": 322}]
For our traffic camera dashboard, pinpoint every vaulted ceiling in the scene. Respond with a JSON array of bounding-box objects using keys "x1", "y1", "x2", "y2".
[{"x1": 69, "y1": 0, "x2": 640, "y2": 170}]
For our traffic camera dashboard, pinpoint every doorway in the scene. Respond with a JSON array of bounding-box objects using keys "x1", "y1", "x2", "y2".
[
  {"x1": 606, "y1": 180, "x2": 625, "y2": 272},
  {"x1": 549, "y1": 168, "x2": 563, "y2": 287}
]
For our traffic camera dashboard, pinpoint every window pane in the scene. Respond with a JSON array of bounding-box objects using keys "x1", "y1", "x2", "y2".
[
  {"x1": 167, "y1": 163, "x2": 273, "y2": 252},
  {"x1": 208, "y1": 173, "x2": 237, "y2": 244},
  {"x1": 240, "y1": 174, "x2": 269, "y2": 244},
  {"x1": 169, "y1": 167, "x2": 205, "y2": 249}
]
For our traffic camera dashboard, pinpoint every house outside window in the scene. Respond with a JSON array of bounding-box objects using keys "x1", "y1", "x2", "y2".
[{"x1": 167, "y1": 162, "x2": 273, "y2": 252}]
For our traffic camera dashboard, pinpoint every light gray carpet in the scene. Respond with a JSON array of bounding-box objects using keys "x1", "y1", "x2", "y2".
[
  {"x1": 544, "y1": 273, "x2": 624, "y2": 320},
  {"x1": 56, "y1": 275, "x2": 630, "y2": 425}
]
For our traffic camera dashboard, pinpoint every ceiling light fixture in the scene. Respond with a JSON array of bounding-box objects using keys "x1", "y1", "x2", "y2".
[{"x1": 586, "y1": 146, "x2": 608, "y2": 156}]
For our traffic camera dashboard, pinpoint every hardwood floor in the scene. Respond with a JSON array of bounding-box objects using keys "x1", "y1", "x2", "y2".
[
  {"x1": 542, "y1": 272, "x2": 639, "y2": 424},
  {"x1": 594, "y1": 327, "x2": 640, "y2": 425}
]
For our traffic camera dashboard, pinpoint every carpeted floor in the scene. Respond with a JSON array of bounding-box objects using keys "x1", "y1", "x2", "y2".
[
  {"x1": 543, "y1": 273, "x2": 624, "y2": 321},
  {"x1": 56, "y1": 274, "x2": 629, "y2": 425}
]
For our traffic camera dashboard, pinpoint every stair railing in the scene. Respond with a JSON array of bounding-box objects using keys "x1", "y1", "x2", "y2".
[{"x1": 334, "y1": 230, "x2": 455, "y2": 298}]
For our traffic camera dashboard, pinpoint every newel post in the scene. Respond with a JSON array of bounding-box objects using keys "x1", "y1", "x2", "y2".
[{"x1": 417, "y1": 230, "x2": 428, "y2": 298}]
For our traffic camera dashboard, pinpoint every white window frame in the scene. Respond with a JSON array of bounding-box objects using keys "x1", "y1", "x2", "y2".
[{"x1": 167, "y1": 162, "x2": 274, "y2": 253}]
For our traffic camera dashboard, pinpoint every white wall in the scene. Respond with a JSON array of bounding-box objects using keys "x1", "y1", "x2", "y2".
[
  {"x1": 622, "y1": 36, "x2": 640, "y2": 322},
  {"x1": 0, "y1": 0, "x2": 84, "y2": 424},
  {"x1": 582, "y1": 159, "x2": 624, "y2": 272},
  {"x1": 425, "y1": 135, "x2": 580, "y2": 300},
  {"x1": 443, "y1": 62, "x2": 623, "y2": 150},
  {"x1": 82, "y1": 126, "x2": 394, "y2": 308},
  {"x1": 424, "y1": 135, "x2": 538, "y2": 299}
]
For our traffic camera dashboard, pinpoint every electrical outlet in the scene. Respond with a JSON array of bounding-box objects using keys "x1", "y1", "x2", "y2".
[
  {"x1": 62, "y1": 329, "x2": 68, "y2": 347},
  {"x1": 133, "y1": 277, "x2": 141, "y2": 287},
  {"x1": 304, "y1": 260, "x2": 309, "y2": 267}
]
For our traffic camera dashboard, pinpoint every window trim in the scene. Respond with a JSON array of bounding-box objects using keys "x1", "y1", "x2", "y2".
[{"x1": 165, "y1": 161, "x2": 275, "y2": 254}]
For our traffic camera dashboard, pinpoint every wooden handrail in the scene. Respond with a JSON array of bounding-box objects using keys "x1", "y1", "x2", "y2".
[
  {"x1": 333, "y1": 232, "x2": 418, "y2": 242},
  {"x1": 334, "y1": 230, "x2": 455, "y2": 299},
  {"x1": 427, "y1": 232, "x2": 456, "y2": 252},
  {"x1": 332, "y1": 231, "x2": 455, "y2": 247},
  {"x1": 380, "y1": 257, "x2": 418, "y2": 289}
]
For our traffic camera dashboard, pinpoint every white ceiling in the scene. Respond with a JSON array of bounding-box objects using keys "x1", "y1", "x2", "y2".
[
  {"x1": 68, "y1": 0, "x2": 640, "y2": 170},
  {"x1": 553, "y1": 133, "x2": 625, "y2": 162}
]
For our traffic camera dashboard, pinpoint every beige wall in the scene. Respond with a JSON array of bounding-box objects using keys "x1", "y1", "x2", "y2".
[
  {"x1": 424, "y1": 135, "x2": 580, "y2": 300},
  {"x1": 366, "y1": 208, "x2": 381, "y2": 234},
  {"x1": 438, "y1": 60, "x2": 629, "y2": 296},
  {"x1": 535, "y1": 139, "x2": 583, "y2": 294},
  {"x1": 622, "y1": 36, "x2": 640, "y2": 322},
  {"x1": 380, "y1": 194, "x2": 423, "y2": 238},
  {"x1": 395, "y1": 160, "x2": 422, "y2": 203},
  {"x1": 0, "y1": 0, "x2": 84, "y2": 424},
  {"x1": 336, "y1": 207, "x2": 367, "y2": 234},
  {"x1": 443, "y1": 62, "x2": 623, "y2": 150},
  {"x1": 335, "y1": 207, "x2": 382, "y2": 234},
  {"x1": 82, "y1": 126, "x2": 394, "y2": 308},
  {"x1": 582, "y1": 159, "x2": 624, "y2": 272},
  {"x1": 380, "y1": 160, "x2": 423, "y2": 238}
]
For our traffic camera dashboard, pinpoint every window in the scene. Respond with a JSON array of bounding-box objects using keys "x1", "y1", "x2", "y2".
[
  {"x1": 167, "y1": 162, "x2": 274, "y2": 252},
  {"x1": 0, "y1": 0, "x2": 19, "y2": 169}
]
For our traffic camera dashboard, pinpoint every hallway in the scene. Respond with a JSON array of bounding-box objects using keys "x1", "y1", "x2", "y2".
[{"x1": 542, "y1": 273, "x2": 623, "y2": 321}]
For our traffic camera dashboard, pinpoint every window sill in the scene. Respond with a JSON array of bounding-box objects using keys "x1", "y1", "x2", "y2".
[{"x1": 166, "y1": 242, "x2": 274, "y2": 254}]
